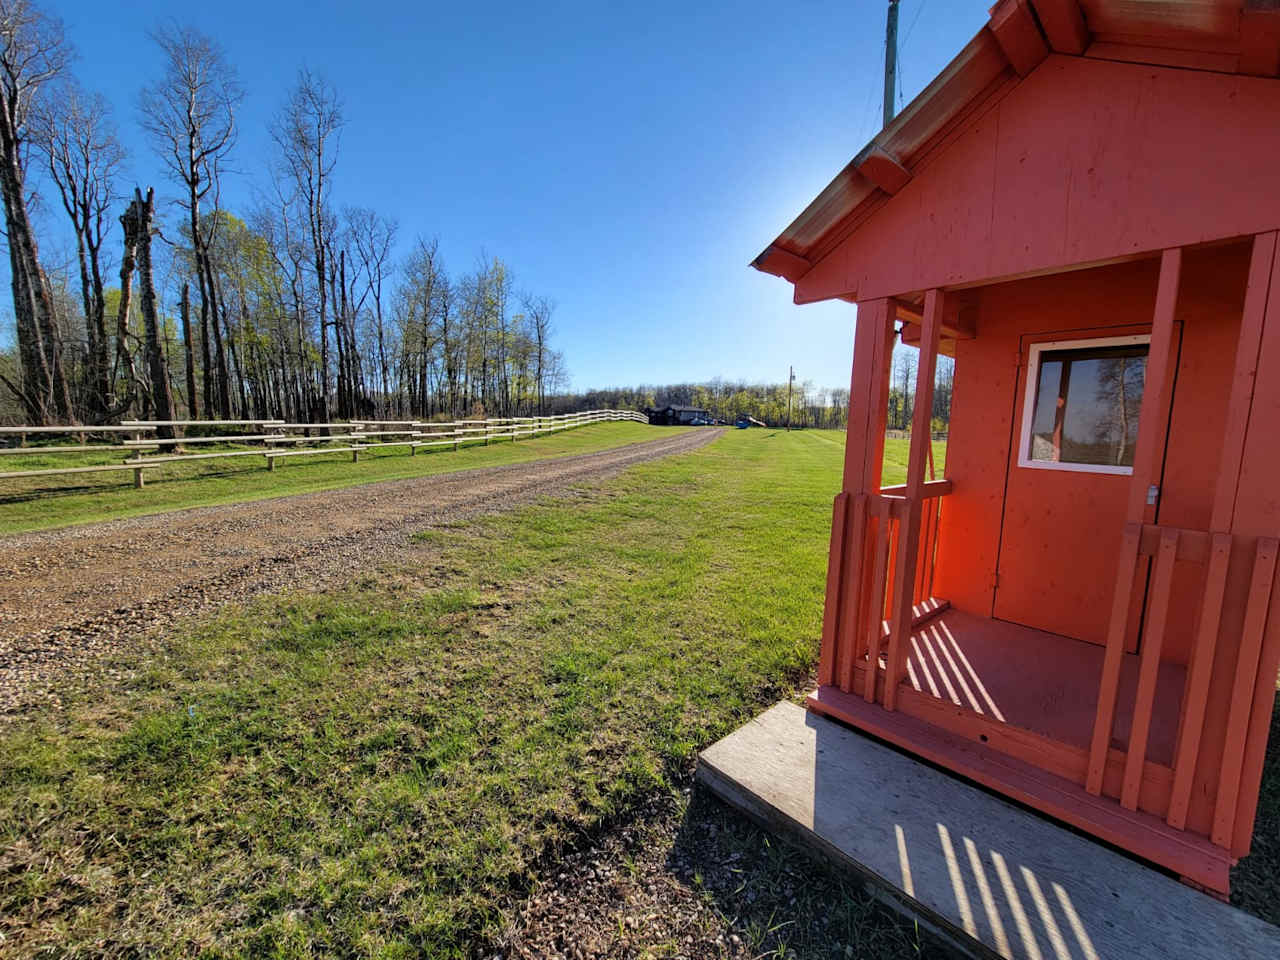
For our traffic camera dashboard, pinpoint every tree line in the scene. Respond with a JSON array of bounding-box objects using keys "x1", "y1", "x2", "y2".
[
  {"x1": 0, "y1": 2, "x2": 567, "y2": 430},
  {"x1": 558, "y1": 351, "x2": 954, "y2": 432}
]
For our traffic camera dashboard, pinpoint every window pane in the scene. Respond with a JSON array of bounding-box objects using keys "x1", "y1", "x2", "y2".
[
  {"x1": 1028, "y1": 359, "x2": 1062, "y2": 462},
  {"x1": 1026, "y1": 344, "x2": 1147, "y2": 468}
]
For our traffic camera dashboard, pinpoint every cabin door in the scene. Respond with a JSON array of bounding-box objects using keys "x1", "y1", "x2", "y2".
[{"x1": 993, "y1": 327, "x2": 1175, "y2": 647}]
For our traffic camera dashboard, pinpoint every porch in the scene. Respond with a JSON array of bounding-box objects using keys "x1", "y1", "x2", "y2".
[
  {"x1": 860, "y1": 607, "x2": 1186, "y2": 769},
  {"x1": 815, "y1": 240, "x2": 1280, "y2": 897}
]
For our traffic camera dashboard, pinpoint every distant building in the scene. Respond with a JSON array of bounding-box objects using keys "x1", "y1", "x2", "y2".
[{"x1": 647, "y1": 405, "x2": 711, "y2": 426}]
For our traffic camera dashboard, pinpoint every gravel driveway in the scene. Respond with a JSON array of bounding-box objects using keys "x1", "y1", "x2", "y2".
[{"x1": 0, "y1": 428, "x2": 722, "y2": 716}]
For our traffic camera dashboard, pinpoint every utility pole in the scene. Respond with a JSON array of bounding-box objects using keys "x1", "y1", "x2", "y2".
[
  {"x1": 787, "y1": 365, "x2": 795, "y2": 431},
  {"x1": 884, "y1": 0, "x2": 900, "y2": 128}
]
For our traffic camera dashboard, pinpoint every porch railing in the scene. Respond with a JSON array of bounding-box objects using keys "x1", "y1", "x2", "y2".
[
  {"x1": 1087, "y1": 521, "x2": 1280, "y2": 853},
  {"x1": 825, "y1": 479, "x2": 953, "y2": 705}
]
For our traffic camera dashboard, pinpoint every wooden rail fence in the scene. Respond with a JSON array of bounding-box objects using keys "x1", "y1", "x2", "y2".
[{"x1": 0, "y1": 410, "x2": 649, "y2": 489}]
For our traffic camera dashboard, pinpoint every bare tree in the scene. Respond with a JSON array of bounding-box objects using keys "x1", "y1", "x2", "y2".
[
  {"x1": 0, "y1": 0, "x2": 72, "y2": 423},
  {"x1": 524, "y1": 294, "x2": 554, "y2": 415},
  {"x1": 345, "y1": 206, "x2": 396, "y2": 415},
  {"x1": 32, "y1": 79, "x2": 124, "y2": 422},
  {"x1": 139, "y1": 22, "x2": 241, "y2": 419},
  {"x1": 271, "y1": 69, "x2": 342, "y2": 419}
]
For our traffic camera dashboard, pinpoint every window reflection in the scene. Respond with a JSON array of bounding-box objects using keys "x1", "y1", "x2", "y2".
[{"x1": 1028, "y1": 345, "x2": 1147, "y2": 467}]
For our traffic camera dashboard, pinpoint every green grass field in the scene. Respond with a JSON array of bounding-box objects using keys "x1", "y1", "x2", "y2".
[
  {"x1": 4, "y1": 427, "x2": 1269, "y2": 956},
  {"x1": 798, "y1": 427, "x2": 947, "y2": 481},
  {"x1": 0, "y1": 428, "x2": 929, "y2": 958},
  {"x1": 0, "y1": 422, "x2": 667, "y2": 536}
]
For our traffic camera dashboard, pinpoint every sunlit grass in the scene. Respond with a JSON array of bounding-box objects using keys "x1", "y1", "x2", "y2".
[{"x1": 0, "y1": 428, "x2": 869, "y2": 957}]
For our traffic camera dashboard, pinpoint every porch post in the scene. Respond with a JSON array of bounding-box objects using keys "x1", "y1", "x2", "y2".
[
  {"x1": 819, "y1": 299, "x2": 893, "y2": 690},
  {"x1": 1167, "y1": 231, "x2": 1277, "y2": 830},
  {"x1": 1086, "y1": 247, "x2": 1183, "y2": 795},
  {"x1": 882, "y1": 288, "x2": 942, "y2": 712},
  {"x1": 1216, "y1": 231, "x2": 1280, "y2": 853}
]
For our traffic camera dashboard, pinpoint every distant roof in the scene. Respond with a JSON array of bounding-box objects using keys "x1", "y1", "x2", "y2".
[
  {"x1": 663, "y1": 405, "x2": 710, "y2": 412},
  {"x1": 752, "y1": 0, "x2": 1280, "y2": 286}
]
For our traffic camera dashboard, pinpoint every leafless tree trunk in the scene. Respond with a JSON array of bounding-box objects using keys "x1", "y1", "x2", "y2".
[
  {"x1": 347, "y1": 206, "x2": 395, "y2": 417},
  {"x1": 179, "y1": 281, "x2": 197, "y2": 417},
  {"x1": 127, "y1": 187, "x2": 175, "y2": 437},
  {"x1": 0, "y1": 0, "x2": 72, "y2": 423},
  {"x1": 33, "y1": 80, "x2": 125, "y2": 423},
  {"x1": 525, "y1": 295, "x2": 554, "y2": 416},
  {"x1": 114, "y1": 193, "x2": 138, "y2": 412},
  {"x1": 140, "y1": 23, "x2": 240, "y2": 423},
  {"x1": 272, "y1": 69, "x2": 342, "y2": 421}
]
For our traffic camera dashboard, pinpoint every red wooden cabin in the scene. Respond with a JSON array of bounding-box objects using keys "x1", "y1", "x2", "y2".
[{"x1": 753, "y1": 0, "x2": 1280, "y2": 897}]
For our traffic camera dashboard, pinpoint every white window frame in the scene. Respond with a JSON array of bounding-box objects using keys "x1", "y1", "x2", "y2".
[{"x1": 1016, "y1": 333, "x2": 1151, "y2": 476}]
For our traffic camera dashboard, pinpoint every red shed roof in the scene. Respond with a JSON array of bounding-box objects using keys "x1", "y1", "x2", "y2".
[{"x1": 752, "y1": 0, "x2": 1280, "y2": 286}]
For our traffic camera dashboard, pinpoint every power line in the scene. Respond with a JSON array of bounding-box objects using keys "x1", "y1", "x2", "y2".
[
  {"x1": 898, "y1": 0, "x2": 928, "y2": 105},
  {"x1": 903, "y1": 0, "x2": 928, "y2": 50}
]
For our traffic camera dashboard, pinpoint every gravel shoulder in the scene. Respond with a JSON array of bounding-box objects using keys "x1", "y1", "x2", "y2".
[{"x1": 0, "y1": 428, "x2": 722, "y2": 716}]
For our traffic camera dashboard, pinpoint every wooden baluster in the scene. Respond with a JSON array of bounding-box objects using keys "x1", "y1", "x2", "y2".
[
  {"x1": 835, "y1": 494, "x2": 869, "y2": 692},
  {"x1": 1166, "y1": 533, "x2": 1231, "y2": 829},
  {"x1": 1121, "y1": 528, "x2": 1178, "y2": 810},
  {"x1": 864, "y1": 497, "x2": 893, "y2": 703},
  {"x1": 1087, "y1": 525, "x2": 1143, "y2": 794},
  {"x1": 818, "y1": 492, "x2": 851, "y2": 689},
  {"x1": 1212, "y1": 537, "x2": 1278, "y2": 846},
  {"x1": 1234, "y1": 549, "x2": 1280, "y2": 852},
  {"x1": 913, "y1": 496, "x2": 930, "y2": 607},
  {"x1": 928, "y1": 495, "x2": 943, "y2": 599}
]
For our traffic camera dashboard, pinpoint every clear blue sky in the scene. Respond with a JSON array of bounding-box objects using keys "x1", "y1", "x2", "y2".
[{"x1": 31, "y1": 0, "x2": 989, "y2": 393}]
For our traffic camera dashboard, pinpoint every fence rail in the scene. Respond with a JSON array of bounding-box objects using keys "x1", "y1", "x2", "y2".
[{"x1": 0, "y1": 409, "x2": 649, "y2": 489}]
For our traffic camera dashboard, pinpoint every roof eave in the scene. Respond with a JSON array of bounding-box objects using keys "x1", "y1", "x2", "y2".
[{"x1": 750, "y1": 24, "x2": 1018, "y2": 284}]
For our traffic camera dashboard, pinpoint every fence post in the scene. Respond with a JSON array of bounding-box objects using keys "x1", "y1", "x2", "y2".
[{"x1": 134, "y1": 466, "x2": 145, "y2": 488}]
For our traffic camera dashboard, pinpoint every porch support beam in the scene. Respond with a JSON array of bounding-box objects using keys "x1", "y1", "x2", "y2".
[
  {"x1": 820, "y1": 299, "x2": 895, "y2": 690},
  {"x1": 1087, "y1": 247, "x2": 1182, "y2": 796},
  {"x1": 896, "y1": 297, "x2": 976, "y2": 341},
  {"x1": 855, "y1": 147, "x2": 912, "y2": 196},
  {"x1": 990, "y1": 0, "x2": 1050, "y2": 77},
  {"x1": 883, "y1": 287, "x2": 943, "y2": 712}
]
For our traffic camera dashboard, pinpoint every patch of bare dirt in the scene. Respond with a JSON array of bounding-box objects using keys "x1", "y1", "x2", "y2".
[{"x1": 0, "y1": 429, "x2": 722, "y2": 717}]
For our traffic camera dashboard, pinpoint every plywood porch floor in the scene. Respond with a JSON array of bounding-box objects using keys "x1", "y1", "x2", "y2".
[{"x1": 900, "y1": 608, "x2": 1186, "y2": 765}]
